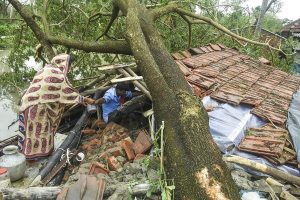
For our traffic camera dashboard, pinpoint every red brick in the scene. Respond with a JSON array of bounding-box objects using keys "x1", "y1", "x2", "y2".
[
  {"x1": 89, "y1": 162, "x2": 110, "y2": 175},
  {"x1": 121, "y1": 140, "x2": 135, "y2": 161},
  {"x1": 133, "y1": 130, "x2": 153, "y2": 154},
  {"x1": 134, "y1": 154, "x2": 145, "y2": 160},
  {"x1": 99, "y1": 152, "x2": 108, "y2": 159},
  {"x1": 107, "y1": 156, "x2": 122, "y2": 171},
  {"x1": 106, "y1": 146, "x2": 124, "y2": 157}
]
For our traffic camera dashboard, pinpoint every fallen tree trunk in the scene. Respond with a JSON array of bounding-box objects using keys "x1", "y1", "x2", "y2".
[
  {"x1": 1, "y1": 187, "x2": 61, "y2": 200},
  {"x1": 223, "y1": 155, "x2": 300, "y2": 186},
  {"x1": 108, "y1": 95, "x2": 150, "y2": 123}
]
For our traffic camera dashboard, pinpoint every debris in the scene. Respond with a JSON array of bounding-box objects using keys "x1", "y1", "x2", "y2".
[
  {"x1": 132, "y1": 129, "x2": 152, "y2": 154},
  {"x1": 42, "y1": 149, "x2": 79, "y2": 185},
  {"x1": 57, "y1": 175, "x2": 106, "y2": 200},
  {"x1": 241, "y1": 191, "x2": 267, "y2": 200},
  {"x1": 223, "y1": 155, "x2": 300, "y2": 186},
  {"x1": 81, "y1": 129, "x2": 97, "y2": 135},
  {"x1": 89, "y1": 162, "x2": 110, "y2": 175},
  {"x1": 120, "y1": 140, "x2": 135, "y2": 161},
  {"x1": 107, "y1": 156, "x2": 122, "y2": 171},
  {"x1": 280, "y1": 190, "x2": 298, "y2": 200},
  {"x1": 238, "y1": 126, "x2": 287, "y2": 157},
  {"x1": 1, "y1": 187, "x2": 61, "y2": 200}
]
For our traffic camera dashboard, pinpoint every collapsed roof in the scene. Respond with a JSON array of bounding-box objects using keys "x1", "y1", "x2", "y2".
[
  {"x1": 283, "y1": 18, "x2": 300, "y2": 34},
  {"x1": 173, "y1": 44, "x2": 300, "y2": 126}
]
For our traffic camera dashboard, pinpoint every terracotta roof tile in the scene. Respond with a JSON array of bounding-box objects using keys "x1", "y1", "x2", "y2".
[
  {"x1": 210, "y1": 44, "x2": 222, "y2": 51},
  {"x1": 189, "y1": 48, "x2": 204, "y2": 55},
  {"x1": 179, "y1": 44, "x2": 300, "y2": 125},
  {"x1": 172, "y1": 52, "x2": 185, "y2": 60},
  {"x1": 180, "y1": 50, "x2": 192, "y2": 58}
]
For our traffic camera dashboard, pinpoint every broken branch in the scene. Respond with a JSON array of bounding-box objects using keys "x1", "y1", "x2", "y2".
[
  {"x1": 223, "y1": 155, "x2": 300, "y2": 186},
  {"x1": 174, "y1": 8, "x2": 293, "y2": 56}
]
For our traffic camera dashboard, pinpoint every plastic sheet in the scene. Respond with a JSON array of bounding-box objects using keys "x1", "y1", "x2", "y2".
[
  {"x1": 202, "y1": 96, "x2": 300, "y2": 176},
  {"x1": 202, "y1": 96, "x2": 265, "y2": 153},
  {"x1": 287, "y1": 87, "x2": 300, "y2": 162}
]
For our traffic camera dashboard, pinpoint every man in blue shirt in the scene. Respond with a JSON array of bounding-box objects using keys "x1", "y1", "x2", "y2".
[{"x1": 94, "y1": 83, "x2": 139, "y2": 123}]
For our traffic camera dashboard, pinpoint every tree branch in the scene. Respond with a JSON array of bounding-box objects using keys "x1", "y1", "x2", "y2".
[
  {"x1": 8, "y1": 0, "x2": 55, "y2": 59},
  {"x1": 174, "y1": 8, "x2": 293, "y2": 56},
  {"x1": 47, "y1": 36, "x2": 132, "y2": 55},
  {"x1": 41, "y1": 0, "x2": 50, "y2": 35},
  {"x1": 150, "y1": 3, "x2": 178, "y2": 20},
  {"x1": 96, "y1": 5, "x2": 120, "y2": 41}
]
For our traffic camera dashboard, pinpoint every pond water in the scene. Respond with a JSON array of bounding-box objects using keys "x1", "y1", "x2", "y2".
[{"x1": 0, "y1": 50, "x2": 19, "y2": 140}]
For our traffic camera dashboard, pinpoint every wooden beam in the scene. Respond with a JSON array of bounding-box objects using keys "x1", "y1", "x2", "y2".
[
  {"x1": 97, "y1": 63, "x2": 136, "y2": 71},
  {"x1": 110, "y1": 76, "x2": 143, "y2": 83},
  {"x1": 117, "y1": 68, "x2": 152, "y2": 100},
  {"x1": 124, "y1": 67, "x2": 148, "y2": 88}
]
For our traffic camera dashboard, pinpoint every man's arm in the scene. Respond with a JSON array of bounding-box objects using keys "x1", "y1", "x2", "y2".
[
  {"x1": 132, "y1": 91, "x2": 143, "y2": 97},
  {"x1": 94, "y1": 97, "x2": 106, "y2": 105}
]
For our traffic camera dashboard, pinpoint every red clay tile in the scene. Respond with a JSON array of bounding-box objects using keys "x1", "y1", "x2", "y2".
[
  {"x1": 180, "y1": 50, "x2": 192, "y2": 58},
  {"x1": 217, "y1": 43, "x2": 226, "y2": 49},
  {"x1": 121, "y1": 140, "x2": 135, "y2": 161},
  {"x1": 189, "y1": 48, "x2": 204, "y2": 54},
  {"x1": 108, "y1": 156, "x2": 122, "y2": 171},
  {"x1": 172, "y1": 52, "x2": 185, "y2": 60},
  {"x1": 106, "y1": 146, "x2": 125, "y2": 157},
  {"x1": 210, "y1": 44, "x2": 222, "y2": 51},
  {"x1": 176, "y1": 60, "x2": 192, "y2": 76},
  {"x1": 134, "y1": 154, "x2": 145, "y2": 160},
  {"x1": 133, "y1": 129, "x2": 153, "y2": 154},
  {"x1": 89, "y1": 162, "x2": 110, "y2": 175}
]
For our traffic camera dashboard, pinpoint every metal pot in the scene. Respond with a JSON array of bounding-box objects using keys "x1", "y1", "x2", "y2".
[
  {"x1": 87, "y1": 104, "x2": 97, "y2": 114},
  {"x1": 0, "y1": 145, "x2": 26, "y2": 181}
]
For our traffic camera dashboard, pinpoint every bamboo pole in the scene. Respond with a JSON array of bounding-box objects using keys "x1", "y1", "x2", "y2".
[
  {"x1": 117, "y1": 68, "x2": 152, "y2": 100},
  {"x1": 223, "y1": 155, "x2": 300, "y2": 186},
  {"x1": 124, "y1": 67, "x2": 148, "y2": 88}
]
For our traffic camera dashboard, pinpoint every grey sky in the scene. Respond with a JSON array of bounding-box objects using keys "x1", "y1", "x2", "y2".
[{"x1": 244, "y1": 0, "x2": 300, "y2": 20}]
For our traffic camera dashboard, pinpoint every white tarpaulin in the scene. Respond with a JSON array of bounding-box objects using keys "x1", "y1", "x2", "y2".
[{"x1": 202, "y1": 96, "x2": 300, "y2": 176}]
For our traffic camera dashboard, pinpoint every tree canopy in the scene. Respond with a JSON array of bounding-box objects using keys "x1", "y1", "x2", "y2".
[{"x1": 1, "y1": 0, "x2": 299, "y2": 199}]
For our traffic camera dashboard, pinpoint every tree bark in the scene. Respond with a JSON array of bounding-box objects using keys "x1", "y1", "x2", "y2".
[
  {"x1": 1, "y1": 187, "x2": 61, "y2": 200},
  {"x1": 116, "y1": 0, "x2": 241, "y2": 199},
  {"x1": 9, "y1": 0, "x2": 241, "y2": 199}
]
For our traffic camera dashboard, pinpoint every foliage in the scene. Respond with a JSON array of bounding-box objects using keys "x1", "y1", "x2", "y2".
[{"x1": 0, "y1": 0, "x2": 297, "y2": 99}]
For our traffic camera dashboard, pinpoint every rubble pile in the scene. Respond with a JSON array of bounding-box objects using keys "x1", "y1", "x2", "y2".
[
  {"x1": 238, "y1": 124, "x2": 298, "y2": 167},
  {"x1": 59, "y1": 121, "x2": 161, "y2": 200}
]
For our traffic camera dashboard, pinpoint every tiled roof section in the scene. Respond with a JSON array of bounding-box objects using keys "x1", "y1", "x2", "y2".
[
  {"x1": 283, "y1": 18, "x2": 300, "y2": 33},
  {"x1": 174, "y1": 44, "x2": 300, "y2": 125}
]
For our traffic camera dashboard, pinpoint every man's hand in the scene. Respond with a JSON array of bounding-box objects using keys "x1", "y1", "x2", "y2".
[{"x1": 84, "y1": 97, "x2": 95, "y2": 105}]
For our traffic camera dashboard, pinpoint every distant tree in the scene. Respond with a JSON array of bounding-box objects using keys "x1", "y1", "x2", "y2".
[{"x1": 254, "y1": 0, "x2": 281, "y2": 34}]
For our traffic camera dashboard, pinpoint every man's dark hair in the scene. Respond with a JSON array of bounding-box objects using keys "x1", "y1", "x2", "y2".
[{"x1": 116, "y1": 83, "x2": 129, "y2": 91}]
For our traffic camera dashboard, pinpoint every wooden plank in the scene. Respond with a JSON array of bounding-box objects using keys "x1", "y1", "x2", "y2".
[
  {"x1": 98, "y1": 63, "x2": 136, "y2": 71},
  {"x1": 110, "y1": 76, "x2": 143, "y2": 83}
]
